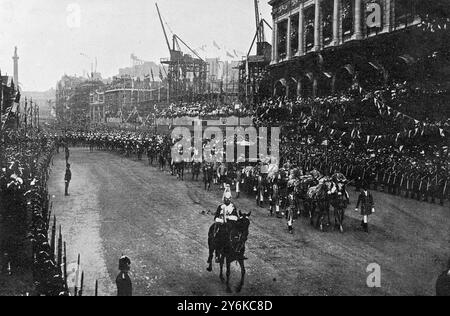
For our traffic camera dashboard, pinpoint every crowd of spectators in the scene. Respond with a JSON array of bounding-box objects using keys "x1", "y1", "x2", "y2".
[{"x1": 0, "y1": 128, "x2": 69, "y2": 295}]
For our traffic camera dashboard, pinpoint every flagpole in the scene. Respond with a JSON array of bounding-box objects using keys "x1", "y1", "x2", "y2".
[{"x1": 0, "y1": 78, "x2": 4, "y2": 172}]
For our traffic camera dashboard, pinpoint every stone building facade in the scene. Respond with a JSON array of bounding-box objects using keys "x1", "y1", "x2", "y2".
[{"x1": 267, "y1": 0, "x2": 443, "y2": 98}]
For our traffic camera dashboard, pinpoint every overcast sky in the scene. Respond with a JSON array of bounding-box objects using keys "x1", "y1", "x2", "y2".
[{"x1": 0, "y1": 0, "x2": 272, "y2": 91}]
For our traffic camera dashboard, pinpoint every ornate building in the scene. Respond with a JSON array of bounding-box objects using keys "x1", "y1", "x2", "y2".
[
  {"x1": 268, "y1": 0, "x2": 450, "y2": 97},
  {"x1": 56, "y1": 75, "x2": 104, "y2": 128}
]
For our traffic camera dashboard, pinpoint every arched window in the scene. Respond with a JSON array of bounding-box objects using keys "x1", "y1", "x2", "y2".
[
  {"x1": 290, "y1": 14, "x2": 300, "y2": 57},
  {"x1": 322, "y1": 0, "x2": 334, "y2": 46},
  {"x1": 395, "y1": 0, "x2": 417, "y2": 29},
  {"x1": 277, "y1": 20, "x2": 289, "y2": 60},
  {"x1": 342, "y1": 0, "x2": 354, "y2": 41},
  {"x1": 304, "y1": 5, "x2": 315, "y2": 51}
]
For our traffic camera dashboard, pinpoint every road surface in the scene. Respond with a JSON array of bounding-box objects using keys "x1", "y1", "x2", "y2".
[{"x1": 48, "y1": 148, "x2": 450, "y2": 296}]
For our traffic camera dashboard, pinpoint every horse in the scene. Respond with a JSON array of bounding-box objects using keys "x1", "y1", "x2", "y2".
[
  {"x1": 307, "y1": 182, "x2": 333, "y2": 231},
  {"x1": 203, "y1": 163, "x2": 214, "y2": 191},
  {"x1": 173, "y1": 160, "x2": 185, "y2": 181},
  {"x1": 158, "y1": 153, "x2": 166, "y2": 171},
  {"x1": 207, "y1": 212, "x2": 251, "y2": 293},
  {"x1": 330, "y1": 182, "x2": 350, "y2": 233},
  {"x1": 192, "y1": 161, "x2": 202, "y2": 181}
]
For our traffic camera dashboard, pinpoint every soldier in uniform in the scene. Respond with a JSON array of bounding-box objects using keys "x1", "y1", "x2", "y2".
[
  {"x1": 255, "y1": 173, "x2": 265, "y2": 207},
  {"x1": 235, "y1": 166, "x2": 243, "y2": 199},
  {"x1": 355, "y1": 183, "x2": 375, "y2": 233},
  {"x1": 65, "y1": 146, "x2": 70, "y2": 164},
  {"x1": 116, "y1": 256, "x2": 132, "y2": 296},
  {"x1": 268, "y1": 179, "x2": 280, "y2": 217},
  {"x1": 436, "y1": 258, "x2": 450, "y2": 296},
  {"x1": 64, "y1": 164, "x2": 72, "y2": 196}
]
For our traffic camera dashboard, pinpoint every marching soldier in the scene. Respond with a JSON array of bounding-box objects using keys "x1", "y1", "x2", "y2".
[
  {"x1": 255, "y1": 173, "x2": 265, "y2": 207},
  {"x1": 235, "y1": 166, "x2": 243, "y2": 199},
  {"x1": 355, "y1": 183, "x2": 375, "y2": 233},
  {"x1": 268, "y1": 179, "x2": 280, "y2": 218},
  {"x1": 116, "y1": 256, "x2": 132, "y2": 296}
]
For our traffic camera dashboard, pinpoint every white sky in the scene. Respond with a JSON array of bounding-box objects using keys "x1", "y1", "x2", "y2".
[{"x1": 0, "y1": 0, "x2": 272, "y2": 91}]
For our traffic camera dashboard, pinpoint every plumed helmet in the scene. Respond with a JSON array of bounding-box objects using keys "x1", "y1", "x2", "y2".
[{"x1": 119, "y1": 256, "x2": 131, "y2": 271}]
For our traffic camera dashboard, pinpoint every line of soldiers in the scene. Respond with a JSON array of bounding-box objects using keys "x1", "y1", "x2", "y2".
[
  {"x1": 58, "y1": 130, "x2": 448, "y2": 209},
  {"x1": 295, "y1": 153, "x2": 449, "y2": 207}
]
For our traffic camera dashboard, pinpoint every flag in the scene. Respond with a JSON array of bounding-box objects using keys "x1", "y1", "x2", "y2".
[
  {"x1": 151, "y1": 69, "x2": 155, "y2": 82},
  {"x1": 213, "y1": 41, "x2": 221, "y2": 50},
  {"x1": 439, "y1": 128, "x2": 445, "y2": 137},
  {"x1": 159, "y1": 68, "x2": 164, "y2": 81},
  {"x1": 226, "y1": 51, "x2": 234, "y2": 59},
  {"x1": 344, "y1": 64, "x2": 355, "y2": 75}
]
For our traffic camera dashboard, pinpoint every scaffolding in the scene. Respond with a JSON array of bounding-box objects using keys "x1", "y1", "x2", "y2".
[
  {"x1": 238, "y1": 17, "x2": 272, "y2": 107},
  {"x1": 156, "y1": 4, "x2": 208, "y2": 103}
]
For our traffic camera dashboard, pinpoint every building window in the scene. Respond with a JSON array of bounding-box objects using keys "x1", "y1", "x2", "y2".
[
  {"x1": 322, "y1": 0, "x2": 334, "y2": 45},
  {"x1": 304, "y1": 5, "x2": 315, "y2": 51},
  {"x1": 290, "y1": 14, "x2": 300, "y2": 57},
  {"x1": 342, "y1": 0, "x2": 354, "y2": 41},
  {"x1": 395, "y1": 0, "x2": 416, "y2": 29},
  {"x1": 277, "y1": 20, "x2": 288, "y2": 60}
]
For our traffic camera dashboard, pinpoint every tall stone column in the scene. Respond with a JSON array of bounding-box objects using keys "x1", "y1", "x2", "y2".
[
  {"x1": 354, "y1": 0, "x2": 363, "y2": 39},
  {"x1": 297, "y1": 80, "x2": 302, "y2": 97},
  {"x1": 287, "y1": 17, "x2": 292, "y2": 59},
  {"x1": 314, "y1": 0, "x2": 321, "y2": 51},
  {"x1": 332, "y1": 0, "x2": 340, "y2": 45},
  {"x1": 298, "y1": 4, "x2": 305, "y2": 55},
  {"x1": 272, "y1": 21, "x2": 279, "y2": 64},
  {"x1": 384, "y1": 0, "x2": 391, "y2": 33},
  {"x1": 313, "y1": 77, "x2": 318, "y2": 97}
]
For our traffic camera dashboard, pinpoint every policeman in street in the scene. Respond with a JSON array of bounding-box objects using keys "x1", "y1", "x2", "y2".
[
  {"x1": 64, "y1": 164, "x2": 72, "y2": 196},
  {"x1": 116, "y1": 256, "x2": 132, "y2": 296}
]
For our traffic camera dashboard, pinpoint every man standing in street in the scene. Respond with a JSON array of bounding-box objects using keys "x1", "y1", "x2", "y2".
[
  {"x1": 65, "y1": 145, "x2": 70, "y2": 164},
  {"x1": 355, "y1": 183, "x2": 375, "y2": 233},
  {"x1": 116, "y1": 256, "x2": 133, "y2": 296},
  {"x1": 64, "y1": 164, "x2": 72, "y2": 196},
  {"x1": 436, "y1": 258, "x2": 450, "y2": 296}
]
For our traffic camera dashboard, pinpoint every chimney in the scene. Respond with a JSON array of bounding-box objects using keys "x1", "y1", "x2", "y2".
[{"x1": 12, "y1": 47, "x2": 19, "y2": 91}]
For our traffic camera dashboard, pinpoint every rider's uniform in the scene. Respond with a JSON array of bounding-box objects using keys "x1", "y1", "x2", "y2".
[{"x1": 215, "y1": 203, "x2": 238, "y2": 224}]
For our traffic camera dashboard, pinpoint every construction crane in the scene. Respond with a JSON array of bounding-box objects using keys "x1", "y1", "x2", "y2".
[
  {"x1": 156, "y1": 3, "x2": 172, "y2": 54},
  {"x1": 238, "y1": 2, "x2": 273, "y2": 107},
  {"x1": 155, "y1": 2, "x2": 208, "y2": 103},
  {"x1": 254, "y1": 0, "x2": 265, "y2": 43}
]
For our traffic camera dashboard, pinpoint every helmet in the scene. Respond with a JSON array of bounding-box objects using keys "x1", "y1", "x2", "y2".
[{"x1": 119, "y1": 256, "x2": 131, "y2": 271}]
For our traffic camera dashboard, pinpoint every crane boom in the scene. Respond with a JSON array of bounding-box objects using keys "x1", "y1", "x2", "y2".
[
  {"x1": 155, "y1": 3, "x2": 172, "y2": 54},
  {"x1": 254, "y1": 0, "x2": 261, "y2": 43}
]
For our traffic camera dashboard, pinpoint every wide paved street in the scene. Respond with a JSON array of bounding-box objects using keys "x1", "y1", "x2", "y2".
[{"x1": 48, "y1": 148, "x2": 450, "y2": 296}]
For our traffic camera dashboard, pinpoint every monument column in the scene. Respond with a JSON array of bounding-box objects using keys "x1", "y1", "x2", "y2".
[{"x1": 12, "y1": 47, "x2": 19, "y2": 89}]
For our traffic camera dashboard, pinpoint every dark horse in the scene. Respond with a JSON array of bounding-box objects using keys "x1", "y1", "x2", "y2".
[
  {"x1": 330, "y1": 182, "x2": 349, "y2": 233},
  {"x1": 173, "y1": 160, "x2": 185, "y2": 181},
  {"x1": 307, "y1": 182, "x2": 333, "y2": 231},
  {"x1": 207, "y1": 212, "x2": 251, "y2": 293}
]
